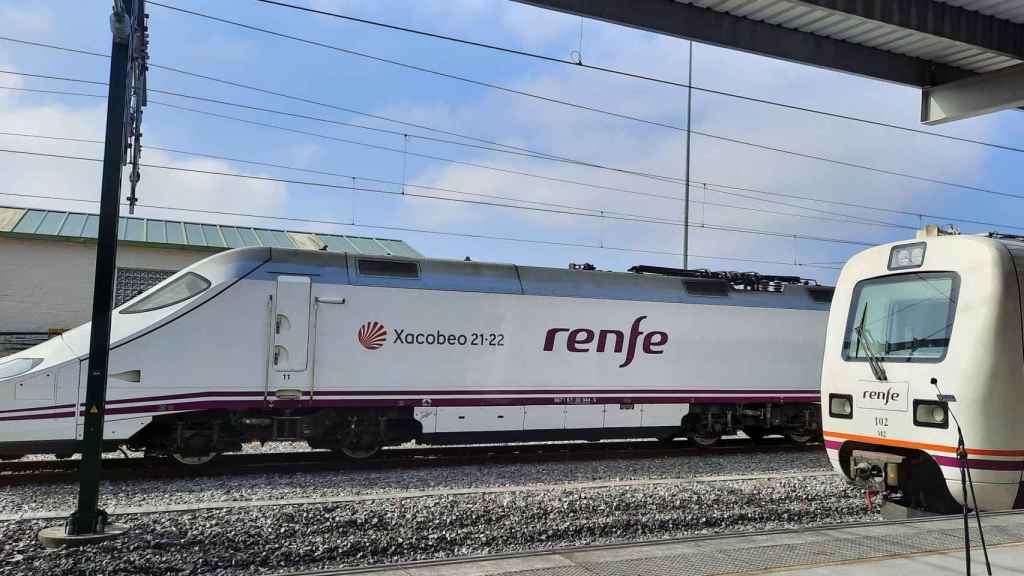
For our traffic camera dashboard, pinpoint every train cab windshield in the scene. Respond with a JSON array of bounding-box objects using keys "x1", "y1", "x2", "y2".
[
  {"x1": 121, "y1": 272, "x2": 212, "y2": 314},
  {"x1": 843, "y1": 272, "x2": 959, "y2": 363}
]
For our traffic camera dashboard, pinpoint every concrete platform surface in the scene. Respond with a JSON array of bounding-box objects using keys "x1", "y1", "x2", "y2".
[{"x1": 315, "y1": 511, "x2": 1024, "y2": 576}]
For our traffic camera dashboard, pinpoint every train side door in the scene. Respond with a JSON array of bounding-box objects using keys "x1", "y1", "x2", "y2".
[{"x1": 268, "y1": 275, "x2": 312, "y2": 400}]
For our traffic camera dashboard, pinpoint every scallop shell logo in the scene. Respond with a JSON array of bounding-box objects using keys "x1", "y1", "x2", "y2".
[{"x1": 358, "y1": 321, "x2": 388, "y2": 350}]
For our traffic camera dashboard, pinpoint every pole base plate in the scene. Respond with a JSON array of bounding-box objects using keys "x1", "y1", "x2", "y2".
[{"x1": 37, "y1": 524, "x2": 128, "y2": 549}]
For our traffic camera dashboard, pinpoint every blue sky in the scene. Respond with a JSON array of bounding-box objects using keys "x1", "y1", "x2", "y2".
[{"x1": 1, "y1": 0, "x2": 1022, "y2": 284}]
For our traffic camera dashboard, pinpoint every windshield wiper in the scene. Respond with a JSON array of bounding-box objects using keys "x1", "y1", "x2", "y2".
[
  {"x1": 854, "y1": 303, "x2": 888, "y2": 381},
  {"x1": 886, "y1": 337, "x2": 949, "y2": 356}
]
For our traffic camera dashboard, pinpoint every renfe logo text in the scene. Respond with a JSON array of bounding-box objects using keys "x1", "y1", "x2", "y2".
[
  {"x1": 863, "y1": 388, "x2": 901, "y2": 406},
  {"x1": 543, "y1": 316, "x2": 668, "y2": 368}
]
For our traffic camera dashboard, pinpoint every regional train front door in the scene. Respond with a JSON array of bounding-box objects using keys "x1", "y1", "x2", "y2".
[{"x1": 267, "y1": 275, "x2": 312, "y2": 402}]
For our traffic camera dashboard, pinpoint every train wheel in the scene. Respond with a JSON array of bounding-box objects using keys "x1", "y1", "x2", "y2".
[
  {"x1": 691, "y1": 433, "x2": 721, "y2": 448},
  {"x1": 328, "y1": 415, "x2": 381, "y2": 460},
  {"x1": 334, "y1": 444, "x2": 381, "y2": 460},
  {"x1": 171, "y1": 452, "x2": 219, "y2": 466},
  {"x1": 785, "y1": 431, "x2": 814, "y2": 445}
]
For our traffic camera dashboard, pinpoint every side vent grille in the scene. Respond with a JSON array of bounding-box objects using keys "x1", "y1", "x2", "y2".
[
  {"x1": 358, "y1": 259, "x2": 420, "y2": 278},
  {"x1": 684, "y1": 279, "x2": 729, "y2": 297},
  {"x1": 808, "y1": 287, "x2": 835, "y2": 303}
]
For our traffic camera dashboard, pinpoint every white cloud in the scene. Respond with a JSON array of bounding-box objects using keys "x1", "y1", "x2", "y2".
[
  {"x1": 0, "y1": 69, "x2": 290, "y2": 228},
  {"x1": 0, "y1": 3, "x2": 54, "y2": 36},
  {"x1": 372, "y1": 23, "x2": 1001, "y2": 278}
]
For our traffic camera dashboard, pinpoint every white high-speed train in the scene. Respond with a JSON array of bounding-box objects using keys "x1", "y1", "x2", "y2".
[
  {"x1": 0, "y1": 248, "x2": 831, "y2": 464},
  {"x1": 823, "y1": 225, "x2": 1024, "y2": 512}
]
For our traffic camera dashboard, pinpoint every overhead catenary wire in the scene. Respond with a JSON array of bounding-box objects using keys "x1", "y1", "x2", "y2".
[
  {"x1": 146, "y1": 98, "x2": 689, "y2": 202},
  {"x1": 0, "y1": 129, "x2": 916, "y2": 233},
  {"x1": 145, "y1": 2, "x2": 684, "y2": 132},
  {"x1": 0, "y1": 71, "x2": 909, "y2": 230},
  {"x1": 2, "y1": 49, "x2": 1018, "y2": 236},
  {"x1": 0, "y1": 83, "x2": 912, "y2": 232},
  {"x1": 0, "y1": 189, "x2": 842, "y2": 271},
  {"x1": 0, "y1": 145, "x2": 875, "y2": 248},
  {"x1": 132, "y1": 99, "x2": 1016, "y2": 230},
  {"x1": 252, "y1": 0, "x2": 1024, "y2": 156},
  {"x1": 0, "y1": 69, "x2": 690, "y2": 202},
  {"x1": 0, "y1": 35, "x2": 580, "y2": 162},
  {"x1": 139, "y1": 5, "x2": 1024, "y2": 199},
  {"x1": 3, "y1": 81, "x2": 1019, "y2": 234},
  {"x1": 0, "y1": 31, "x2": 987, "y2": 272},
  {"x1": 3, "y1": 36, "x2": 1021, "y2": 175},
  {"x1": 702, "y1": 181, "x2": 1024, "y2": 233},
  {"x1": 1, "y1": 64, "x2": 1017, "y2": 207},
  {"x1": 0, "y1": 83, "x2": 1007, "y2": 233}
]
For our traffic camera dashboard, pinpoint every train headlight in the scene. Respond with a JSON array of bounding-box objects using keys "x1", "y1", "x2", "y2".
[
  {"x1": 914, "y1": 400, "x2": 948, "y2": 428},
  {"x1": 829, "y1": 394, "x2": 853, "y2": 419},
  {"x1": 889, "y1": 242, "x2": 926, "y2": 270},
  {"x1": 885, "y1": 463, "x2": 900, "y2": 487}
]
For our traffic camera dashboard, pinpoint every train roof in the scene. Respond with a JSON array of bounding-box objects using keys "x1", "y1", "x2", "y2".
[{"x1": 260, "y1": 248, "x2": 833, "y2": 310}]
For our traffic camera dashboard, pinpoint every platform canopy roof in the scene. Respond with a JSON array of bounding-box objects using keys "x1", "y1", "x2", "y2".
[
  {"x1": 0, "y1": 205, "x2": 421, "y2": 258},
  {"x1": 519, "y1": 0, "x2": 1024, "y2": 124}
]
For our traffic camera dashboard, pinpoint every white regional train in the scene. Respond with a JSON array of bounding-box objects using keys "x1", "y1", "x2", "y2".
[
  {"x1": 823, "y1": 225, "x2": 1024, "y2": 513},
  {"x1": 0, "y1": 248, "x2": 832, "y2": 464}
]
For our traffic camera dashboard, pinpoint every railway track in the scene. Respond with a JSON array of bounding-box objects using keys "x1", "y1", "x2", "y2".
[
  {"x1": 0, "y1": 437, "x2": 819, "y2": 484},
  {"x1": 2, "y1": 470, "x2": 837, "y2": 522},
  {"x1": 270, "y1": 511, "x2": 1017, "y2": 576}
]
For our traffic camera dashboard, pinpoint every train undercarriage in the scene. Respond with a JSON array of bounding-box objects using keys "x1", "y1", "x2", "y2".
[
  {"x1": 127, "y1": 408, "x2": 422, "y2": 464},
  {"x1": 116, "y1": 401, "x2": 821, "y2": 465},
  {"x1": 681, "y1": 402, "x2": 821, "y2": 447},
  {"x1": 0, "y1": 402, "x2": 822, "y2": 464}
]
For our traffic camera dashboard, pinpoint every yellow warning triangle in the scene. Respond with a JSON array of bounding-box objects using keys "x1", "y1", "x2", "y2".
[{"x1": 89, "y1": 405, "x2": 99, "y2": 414}]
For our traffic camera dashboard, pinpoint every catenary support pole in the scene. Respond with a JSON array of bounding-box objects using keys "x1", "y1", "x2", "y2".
[
  {"x1": 682, "y1": 41, "x2": 693, "y2": 269},
  {"x1": 68, "y1": 0, "x2": 135, "y2": 536}
]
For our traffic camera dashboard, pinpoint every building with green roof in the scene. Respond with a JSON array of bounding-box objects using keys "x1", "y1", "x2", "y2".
[{"x1": 0, "y1": 205, "x2": 420, "y2": 355}]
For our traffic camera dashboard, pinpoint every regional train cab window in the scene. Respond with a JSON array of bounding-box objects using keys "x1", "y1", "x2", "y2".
[
  {"x1": 842, "y1": 272, "x2": 959, "y2": 363},
  {"x1": 121, "y1": 272, "x2": 212, "y2": 314}
]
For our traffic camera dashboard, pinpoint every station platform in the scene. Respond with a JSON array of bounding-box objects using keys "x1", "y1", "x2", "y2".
[{"x1": 325, "y1": 510, "x2": 1024, "y2": 576}]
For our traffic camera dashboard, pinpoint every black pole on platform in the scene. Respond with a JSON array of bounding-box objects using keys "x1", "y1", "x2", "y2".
[{"x1": 66, "y1": 0, "x2": 135, "y2": 537}]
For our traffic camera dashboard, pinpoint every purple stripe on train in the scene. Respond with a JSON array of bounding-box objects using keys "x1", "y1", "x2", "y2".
[
  {"x1": 0, "y1": 392, "x2": 819, "y2": 421},
  {"x1": 932, "y1": 454, "x2": 1024, "y2": 472}
]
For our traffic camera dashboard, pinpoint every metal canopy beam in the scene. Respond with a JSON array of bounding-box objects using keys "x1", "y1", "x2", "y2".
[
  {"x1": 922, "y1": 63, "x2": 1024, "y2": 125},
  {"x1": 517, "y1": 0, "x2": 972, "y2": 87},
  {"x1": 791, "y1": 0, "x2": 1024, "y2": 62}
]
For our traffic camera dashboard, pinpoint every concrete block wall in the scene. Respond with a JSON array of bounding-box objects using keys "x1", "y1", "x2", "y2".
[{"x1": 0, "y1": 236, "x2": 213, "y2": 335}]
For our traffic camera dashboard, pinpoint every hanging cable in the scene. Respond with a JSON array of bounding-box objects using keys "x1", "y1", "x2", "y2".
[
  {"x1": 2, "y1": 65, "x2": 1015, "y2": 204},
  {"x1": 248, "y1": 0, "x2": 1024, "y2": 155},
  {"x1": 0, "y1": 82, "x2": 922, "y2": 234},
  {"x1": 147, "y1": 2, "x2": 684, "y2": 131},
  {"x1": 1, "y1": 81, "x2": 1012, "y2": 234},
  {"x1": 0, "y1": 189, "x2": 842, "y2": 271},
  {"x1": 0, "y1": 128, "x2": 916, "y2": 232},
  {"x1": 3, "y1": 32, "x2": 1022, "y2": 161},
  {"x1": 0, "y1": 145, "x2": 875, "y2": 248}
]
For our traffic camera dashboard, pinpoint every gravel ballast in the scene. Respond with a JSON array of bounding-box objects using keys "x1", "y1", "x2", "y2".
[
  {"x1": 0, "y1": 474, "x2": 874, "y2": 576},
  {"x1": 1, "y1": 449, "x2": 830, "y2": 515}
]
